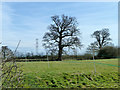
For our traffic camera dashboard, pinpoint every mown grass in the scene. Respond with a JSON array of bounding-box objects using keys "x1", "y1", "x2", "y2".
[
  {"x1": 19, "y1": 59, "x2": 118, "y2": 74},
  {"x1": 17, "y1": 59, "x2": 119, "y2": 88}
]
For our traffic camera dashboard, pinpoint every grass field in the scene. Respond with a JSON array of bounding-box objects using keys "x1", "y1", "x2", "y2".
[
  {"x1": 20, "y1": 59, "x2": 118, "y2": 74},
  {"x1": 17, "y1": 59, "x2": 119, "y2": 88}
]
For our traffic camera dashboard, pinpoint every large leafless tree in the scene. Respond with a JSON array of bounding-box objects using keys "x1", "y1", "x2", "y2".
[
  {"x1": 43, "y1": 14, "x2": 82, "y2": 61},
  {"x1": 91, "y1": 28, "x2": 112, "y2": 49}
]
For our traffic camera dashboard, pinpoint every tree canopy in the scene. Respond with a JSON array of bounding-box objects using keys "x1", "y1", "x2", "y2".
[
  {"x1": 91, "y1": 28, "x2": 112, "y2": 49},
  {"x1": 97, "y1": 46, "x2": 118, "y2": 59},
  {"x1": 43, "y1": 14, "x2": 82, "y2": 61}
]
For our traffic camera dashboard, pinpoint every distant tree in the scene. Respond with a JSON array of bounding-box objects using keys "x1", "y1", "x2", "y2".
[
  {"x1": 87, "y1": 43, "x2": 98, "y2": 53},
  {"x1": 83, "y1": 53, "x2": 93, "y2": 60},
  {"x1": 87, "y1": 42, "x2": 99, "y2": 59},
  {"x1": 47, "y1": 48, "x2": 58, "y2": 60},
  {"x1": 43, "y1": 42, "x2": 58, "y2": 56},
  {"x1": 91, "y1": 28, "x2": 112, "y2": 49},
  {"x1": 97, "y1": 46, "x2": 118, "y2": 59},
  {"x1": 43, "y1": 14, "x2": 82, "y2": 61},
  {"x1": 1, "y1": 46, "x2": 14, "y2": 59}
]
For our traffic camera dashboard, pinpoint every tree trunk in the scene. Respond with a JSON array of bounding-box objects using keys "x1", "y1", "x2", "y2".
[
  {"x1": 58, "y1": 46, "x2": 62, "y2": 61},
  {"x1": 58, "y1": 36, "x2": 62, "y2": 61}
]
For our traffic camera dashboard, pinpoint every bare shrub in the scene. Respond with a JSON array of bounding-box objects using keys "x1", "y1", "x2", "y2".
[{"x1": 0, "y1": 43, "x2": 24, "y2": 88}]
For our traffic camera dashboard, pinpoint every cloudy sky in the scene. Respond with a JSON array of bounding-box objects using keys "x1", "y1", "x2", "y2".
[{"x1": 2, "y1": 2, "x2": 118, "y2": 55}]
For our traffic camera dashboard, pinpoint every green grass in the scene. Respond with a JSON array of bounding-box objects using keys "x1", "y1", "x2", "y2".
[
  {"x1": 15, "y1": 59, "x2": 119, "y2": 88},
  {"x1": 19, "y1": 59, "x2": 118, "y2": 75}
]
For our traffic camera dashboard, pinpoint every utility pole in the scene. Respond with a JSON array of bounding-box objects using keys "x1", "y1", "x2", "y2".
[
  {"x1": 92, "y1": 48, "x2": 96, "y2": 74},
  {"x1": 46, "y1": 51, "x2": 49, "y2": 68}
]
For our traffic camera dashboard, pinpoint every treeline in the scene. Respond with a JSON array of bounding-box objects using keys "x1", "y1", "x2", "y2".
[
  {"x1": 15, "y1": 46, "x2": 118, "y2": 60},
  {"x1": 16, "y1": 54, "x2": 93, "y2": 60},
  {"x1": 0, "y1": 44, "x2": 118, "y2": 61}
]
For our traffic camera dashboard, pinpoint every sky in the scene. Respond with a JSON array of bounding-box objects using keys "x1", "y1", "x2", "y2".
[{"x1": 1, "y1": 2, "x2": 118, "y2": 55}]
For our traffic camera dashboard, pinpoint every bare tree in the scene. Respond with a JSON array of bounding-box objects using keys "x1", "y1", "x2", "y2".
[
  {"x1": 43, "y1": 14, "x2": 82, "y2": 61},
  {"x1": 91, "y1": 28, "x2": 112, "y2": 49},
  {"x1": 1, "y1": 46, "x2": 14, "y2": 59},
  {"x1": 87, "y1": 42, "x2": 98, "y2": 59}
]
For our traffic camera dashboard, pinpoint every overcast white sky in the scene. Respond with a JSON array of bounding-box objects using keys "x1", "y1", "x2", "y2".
[{"x1": 1, "y1": 2, "x2": 118, "y2": 55}]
